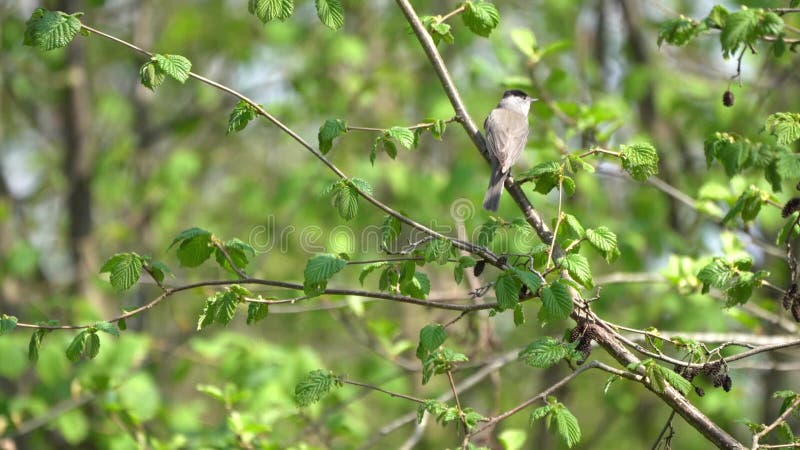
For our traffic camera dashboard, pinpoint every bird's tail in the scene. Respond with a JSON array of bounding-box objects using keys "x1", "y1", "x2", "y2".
[{"x1": 483, "y1": 167, "x2": 507, "y2": 212}]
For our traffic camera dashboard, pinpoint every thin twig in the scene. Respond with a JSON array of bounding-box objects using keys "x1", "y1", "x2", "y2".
[{"x1": 751, "y1": 396, "x2": 800, "y2": 449}]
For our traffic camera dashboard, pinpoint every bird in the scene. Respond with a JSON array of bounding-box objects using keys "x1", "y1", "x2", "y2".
[{"x1": 482, "y1": 90, "x2": 537, "y2": 211}]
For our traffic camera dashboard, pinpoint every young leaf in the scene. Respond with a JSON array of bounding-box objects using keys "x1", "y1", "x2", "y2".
[
  {"x1": 424, "y1": 238, "x2": 452, "y2": 265},
  {"x1": 558, "y1": 254, "x2": 593, "y2": 289},
  {"x1": 295, "y1": 370, "x2": 343, "y2": 406},
  {"x1": 23, "y1": 8, "x2": 82, "y2": 51},
  {"x1": 416, "y1": 323, "x2": 447, "y2": 359},
  {"x1": 153, "y1": 54, "x2": 192, "y2": 83},
  {"x1": 519, "y1": 337, "x2": 569, "y2": 369},
  {"x1": 248, "y1": 0, "x2": 294, "y2": 23},
  {"x1": 215, "y1": 290, "x2": 239, "y2": 325},
  {"x1": 0, "y1": 315, "x2": 18, "y2": 335},
  {"x1": 247, "y1": 303, "x2": 269, "y2": 325},
  {"x1": 65, "y1": 330, "x2": 89, "y2": 362},
  {"x1": 147, "y1": 260, "x2": 171, "y2": 283},
  {"x1": 85, "y1": 332, "x2": 101, "y2": 360},
  {"x1": 386, "y1": 126, "x2": 415, "y2": 149},
  {"x1": 99, "y1": 253, "x2": 143, "y2": 291},
  {"x1": 227, "y1": 100, "x2": 259, "y2": 134},
  {"x1": 318, "y1": 118, "x2": 347, "y2": 154},
  {"x1": 177, "y1": 233, "x2": 214, "y2": 267},
  {"x1": 620, "y1": 143, "x2": 659, "y2": 181},
  {"x1": 462, "y1": 0, "x2": 500, "y2": 37},
  {"x1": 586, "y1": 227, "x2": 619, "y2": 261},
  {"x1": 511, "y1": 268, "x2": 543, "y2": 294},
  {"x1": 495, "y1": 271, "x2": 522, "y2": 310},
  {"x1": 553, "y1": 405, "x2": 581, "y2": 448},
  {"x1": 657, "y1": 16, "x2": 706, "y2": 47},
  {"x1": 214, "y1": 238, "x2": 256, "y2": 273},
  {"x1": 478, "y1": 218, "x2": 499, "y2": 246},
  {"x1": 697, "y1": 257, "x2": 733, "y2": 293},
  {"x1": 539, "y1": 281, "x2": 573, "y2": 323},
  {"x1": 28, "y1": 329, "x2": 48, "y2": 362},
  {"x1": 720, "y1": 9, "x2": 757, "y2": 58},
  {"x1": 139, "y1": 61, "x2": 166, "y2": 90},
  {"x1": 303, "y1": 253, "x2": 347, "y2": 296},
  {"x1": 401, "y1": 272, "x2": 430, "y2": 299},
  {"x1": 92, "y1": 321, "x2": 120, "y2": 337},
  {"x1": 765, "y1": 112, "x2": 800, "y2": 146},
  {"x1": 315, "y1": 0, "x2": 344, "y2": 30}
]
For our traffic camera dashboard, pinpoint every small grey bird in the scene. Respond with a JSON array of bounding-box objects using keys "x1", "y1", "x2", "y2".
[{"x1": 482, "y1": 90, "x2": 537, "y2": 211}]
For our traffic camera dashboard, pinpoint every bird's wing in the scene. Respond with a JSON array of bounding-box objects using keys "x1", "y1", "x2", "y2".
[{"x1": 484, "y1": 108, "x2": 530, "y2": 174}]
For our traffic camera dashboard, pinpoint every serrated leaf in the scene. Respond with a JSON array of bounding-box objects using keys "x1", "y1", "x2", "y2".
[
  {"x1": 386, "y1": 126, "x2": 415, "y2": 149},
  {"x1": 620, "y1": 143, "x2": 659, "y2": 181},
  {"x1": 530, "y1": 405, "x2": 552, "y2": 424},
  {"x1": 315, "y1": 0, "x2": 344, "y2": 30},
  {"x1": 318, "y1": 118, "x2": 347, "y2": 154},
  {"x1": 85, "y1": 332, "x2": 101, "y2": 360},
  {"x1": 495, "y1": 271, "x2": 522, "y2": 311},
  {"x1": 519, "y1": 337, "x2": 568, "y2": 368},
  {"x1": 303, "y1": 253, "x2": 347, "y2": 296},
  {"x1": 424, "y1": 239, "x2": 452, "y2": 265},
  {"x1": 777, "y1": 152, "x2": 800, "y2": 180},
  {"x1": 697, "y1": 257, "x2": 733, "y2": 293},
  {"x1": 227, "y1": 101, "x2": 259, "y2": 134},
  {"x1": 214, "y1": 238, "x2": 255, "y2": 273},
  {"x1": 553, "y1": 405, "x2": 581, "y2": 448},
  {"x1": 511, "y1": 268, "x2": 543, "y2": 294},
  {"x1": 169, "y1": 227, "x2": 211, "y2": 249},
  {"x1": 249, "y1": 0, "x2": 294, "y2": 22},
  {"x1": 295, "y1": 370, "x2": 342, "y2": 406},
  {"x1": 539, "y1": 281, "x2": 573, "y2": 323},
  {"x1": 401, "y1": 272, "x2": 430, "y2": 299},
  {"x1": 24, "y1": 9, "x2": 82, "y2": 51},
  {"x1": 381, "y1": 215, "x2": 402, "y2": 248},
  {"x1": 720, "y1": 9, "x2": 758, "y2": 58},
  {"x1": 657, "y1": 16, "x2": 706, "y2": 47},
  {"x1": 153, "y1": 54, "x2": 191, "y2": 83},
  {"x1": 177, "y1": 234, "x2": 214, "y2": 267},
  {"x1": 559, "y1": 254, "x2": 593, "y2": 289},
  {"x1": 765, "y1": 113, "x2": 800, "y2": 146},
  {"x1": 462, "y1": 0, "x2": 500, "y2": 37},
  {"x1": 416, "y1": 323, "x2": 447, "y2": 359},
  {"x1": 100, "y1": 253, "x2": 143, "y2": 291},
  {"x1": 215, "y1": 290, "x2": 239, "y2": 325},
  {"x1": 247, "y1": 302, "x2": 269, "y2": 325},
  {"x1": 652, "y1": 364, "x2": 693, "y2": 396}
]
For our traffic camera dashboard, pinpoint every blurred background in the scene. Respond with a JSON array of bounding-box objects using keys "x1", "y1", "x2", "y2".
[{"x1": 1, "y1": 0, "x2": 798, "y2": 448}]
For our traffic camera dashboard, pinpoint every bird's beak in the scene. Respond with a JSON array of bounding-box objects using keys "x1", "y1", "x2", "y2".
[{"x1": 529, "y1": 97, "x2": 539, "y2": 103}]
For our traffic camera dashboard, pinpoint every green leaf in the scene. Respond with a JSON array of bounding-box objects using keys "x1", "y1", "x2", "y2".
[
  {"x1": 704, "y1": 5, "x2": 729, "y2": 28},
  {"x1": 177, "y1": 234, "x2": 213, "y2": 267},
  {"x1": 169, "y1": 227, "x2": 211, "y2": 249},
  {"x1": 85, "y1": 332, "x2": 101, "y2": 360},
  {"x1": 416, "y1": 323, "x2": 447, "y2": 359},
  {"x1": 28, "y1": 329, "x2": 48, "y2": 362},
  {"x1": 498, "y1": 429, "x2": 528, "y2": 450},
  {"x1": 65, "y1": 331, "x2": 89, "y2": 362},
  {"x1": 315, "y1": 0, "x2": 344, "y2": 30},
  {"x1": 553, "y1": 405, "x2": 581, "y2": 448},
  {"x1": 586, "y1": 227, "x2": 619, "y2": 261},
  {"x1": 147, "y1": 260, "x2": 171, "y2": 283},
  {"x1": 511, "y1": 268, "x2": 543, "y2": 294},
  {"x1": 359, "y1": 262, "x2": 388, "y2": 285},
  {"x1": 511, "y1": 28, "x2": 537, "y2": 58},
  {"x1": 0, "y1": 315, "x2": 18, "y2": 335},
  {"x1": 139, "y1": 61, "x2": 166, "y2": 90},
  {"x1": 197, "y1": 289, "x2": 242, "y2": 330},
  {"x1": 561, "y1": 213, "x2": 585, "y2": 241},
  {"x1": 530, "y1": 405, "x2": 552, "y2": 424},
  {"x1": 765, "y1": 113, "x2": 800, "y2": 146},
  {"x1": 652, "y1": 364, "x2": 693, "y2": 396},
  {"x1": 777, "y1": 212, "x2": 800, "y2": 244},
  {"x1": 539, "y1": 281, "x2": 573, "y2": 323},
  {"x1": 421, "y1": 16, "x2": 455, "y2": 45},
  {"x1": 318, "y1": 118, "x2": 347, "y2": 154},
  {"x1": 757, "y1": 12, "x2": 784, "y2": 37},
  {"x1": 513, "y1": 304, "x2": 526, "y2": 326},
  {"x1": 519, "y1": 337, "x2": 569, "y2": 368},
  {"x1": 214, "y1": 238, "x2": 256, "y2": 273},
  {"x1": 303, "y1": 253, "x2": 347, "y2": 296},
  {"x1": 227, "y1": 101, "x2": 259, "y2": 134},
  {"x1": 24, "y1": 8, "x2": 82, "y2": 51},
  {"x1": 777, "y1": 152, "x2": 800, "y2": 180},
  {"x1": 153, "y1": 54, "x2": 192, "y2": 83},
  {"x1": 697, "y1": 257, "x2": 733, "y2": 293},
  {"x1": 462, "y1": 0, "x2": 500, "y2": 37},
  {"x1": 620, "y1": 143, "x2": 659, "y2": 181},
  {"x1": 657, "y1": 16, "x2": 707, "y2": 47},
  {"x1": 381, "y1": 215, "x2": 401, "y2": 248},
  {"x1": 401, "y1": 272, "x2": 430, "y2": 299},
  {"x1": 724, "y1": 271, "x2": 756, "y2": 306},
  {"x1": 248, "y1": 0, "x2": 294, "y2": 23},
  {"x1": 522, "y1": 161, "x2": 562, "y2": 195},
  {"x1": 92, "y1": 321, "x2": 119, "y2": 337},
  {"x1": 424, "y1": 238, "x2": 452, "y2": 265},
  {"x1": 327, "y1": 179, "x2": 369, "y2": 221},
  {"x1": 99, "y1": 253, "x2": 143, "y2": 291},
  {"x1": 386, "y1": 126, "x2": 415, "y2": 149},
  {"x1": 246, "y1": 302, "x2": 269, "y2": 325},
  {"x1": 478, "y1": 218, "x2": 499, "y2": 246},
  {"x1": 295, "y1": 370, "x2": 343, "y2": 406},
  {"x1": 495, "y1": 271, "x2": 522, "y2": 311},
  {"x1": 720, "y1": 9, "x2": 758, "y2": 58},
  {"x1": 559, "y1": 254, "x2": 593, "y2": 289}
]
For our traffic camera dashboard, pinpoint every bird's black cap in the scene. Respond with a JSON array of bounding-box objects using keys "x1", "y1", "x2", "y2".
[{"x1": 502, "y1": 89, "x2": 530, "y2": 98}]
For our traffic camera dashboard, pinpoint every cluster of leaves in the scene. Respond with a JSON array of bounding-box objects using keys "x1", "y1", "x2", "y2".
[
  {"x1": 493, "y1": 267, "x2": 544, "y2": 312},
  {"x1": 417, "y1": 400, "x2": 484, "y2": 430},
  {"x1": 197, "y1": 285, "x2": 269, "y2": 330},
  {"x1": 529, "y1": 396, "x2": 581, "y2": 448},
  {"x1": 741, "y1": 390, "x2": 800, "y2": 444},
  {"x1": 420, "y1": 0, "x2": 500, "y2": 45},
  {"x1": 64, "y1": 322, "x2": 120, "y2": 362},
  {"x1": 322, "y1": 177, "x2": 373, "y2": 221},
  {"x1": 658, "y1": 6, "x2": 791, "y2": 58},
  {"x1": 416, "y1": 324, "x2": 468, "y2": 385},
  {"x1": 358, "y1": 259, "x2": 431, "y2": 300},
  {"x1": 139, "y1": 54, "x2": 192, "y2": 91},
  {"x1": 696, "y1": 256, "x2": 769, "y2": 306},
  {"x1": 720, "y1": 185, "x2": 775, "y2": 226},
  {"x1": 627, "y1": 359, "x2": 693, "y2": 396},
  {"x1": 248, "y1": 0, "x2": 344, "y2": 30},
  {"x1": 168, "y1": 227, "x2": 255, "y2": 273},
  {"x1": 704, "y1": 131, "x2": 797, "y2": 193}
]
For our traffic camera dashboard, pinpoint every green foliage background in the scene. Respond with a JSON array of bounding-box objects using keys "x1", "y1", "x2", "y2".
[{"x1": 1, "y1": 0, "x2": 799, "y2": 448}]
